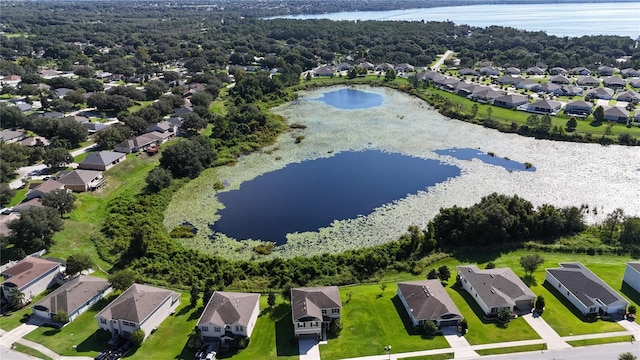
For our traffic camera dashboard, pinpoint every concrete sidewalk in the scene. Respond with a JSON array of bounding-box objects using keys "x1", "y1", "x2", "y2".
[
  {"x1": 442, "y1": 327, "x2": 478, "y2": 358},
  {"x1": 521, "y1": 312, "x2": 570, "y2": 349}
]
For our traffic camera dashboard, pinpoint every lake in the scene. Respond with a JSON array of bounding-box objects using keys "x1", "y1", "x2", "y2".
[
  {"x1": 312, "y1": 88, "x2": 384, "y2": 109},
  {"x1": 211, "y1": 150, "x2": 460, "y2": 244},
  {"x1": 272, "y1": 2, "x2": 640, "y2": 38}
]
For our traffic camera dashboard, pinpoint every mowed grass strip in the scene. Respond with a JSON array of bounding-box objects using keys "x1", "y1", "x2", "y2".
[
  {"x1": 567, "y1": 335, "x2": 631, "y2": 347},
  {"x1": 12, "y1": 343, "x2": 54, "y2": 360},
  {"x1": 475, "y1": 343, "x2": 546, "y2": 356},
  {"x1": 319, "y1": 283, "x2": 450, "y2": 360}
]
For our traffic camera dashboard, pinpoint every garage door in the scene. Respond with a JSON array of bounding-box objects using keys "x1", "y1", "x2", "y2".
[{"x1": 439, "y1": 319, "x2": 459, "y2": 328}]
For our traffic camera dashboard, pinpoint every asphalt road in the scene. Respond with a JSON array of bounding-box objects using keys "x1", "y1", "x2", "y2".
[{"x1": 477, "y1": 342, "x2": 639, "y2": 360}]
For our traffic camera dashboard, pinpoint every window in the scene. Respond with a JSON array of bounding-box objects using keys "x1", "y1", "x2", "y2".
[
  {"x1": 321, "y1": 310, "x2": 327, "y2": 314},
  {"x1": 297, "y1": 323, "x2": 305, "y2": 328},
  {"x1": 100, "y1": 318, "x2": 107, "y2": 324},
  {"x1": 567, "y1": 291, "x2": 570, "y2": 296},
  {"x1": 558, "y1": 283, "x2": 561, "y2": 288},
  {"x1": 589, "y1": 307, "x2": 597, "y2": 313},
  {"x1": 122, "y1": 321, "x2": 136, "y2": 327},
  {"x1": 213, "y1": 327, "x2": 221, "y2": 332},
  {"x1": 202, "y1": 326, "x2": 208, "y2": 332},
  {"x1": 491, "y1": 307, "x2": 498, "y2": 314},
  {"x1": 332, "y1": 309, "x2": 340, "y2": 314},
  {"x1": 235, "y1": 325, "x2": 243, "y2": 332}
]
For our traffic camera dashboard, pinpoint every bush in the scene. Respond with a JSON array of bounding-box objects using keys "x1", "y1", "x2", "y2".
[
  {"x1": 329, "y1": 318, "x2": 343, "y2": 335},
  {"x1": 485, "y1": 262, "x2": 496, "y2": 269},
  {"x1": 170, "y1": 225, "x2": 196, "y2": 238},
  {"x1": 238, "y1": 337, "x2": 250, "y2": 349},
  {"x1": 52, "y1": 310, "x2": 69, "y2": 324},
  {"x1": 629, "y1": 305, "x2": 637, "y2": 315},
  {"x1": 253, "y1": 243, "x2": 274, "y2": 255},
  {"x1": 535, "y1": 295, "x2": 545, "y2": 312},
  {"x1": 422, "y1": 320, "x2": 438, "y2": 337},
  {"x1": 130, "y1": 329, "x2": 145, "y2": 347}
]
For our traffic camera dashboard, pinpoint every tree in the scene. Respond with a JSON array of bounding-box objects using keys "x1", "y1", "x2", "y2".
[
  {"x1": 190, "y1": 285, "x2": 200, "y2": 307},
  {"x1": 65, "y1": 253, "x2": 94, "y2": 276},
  {"x1": 427, "y1": 269, "x2": 439, "y2": 279},
  {"x1": 593, "y1": 105, "x2": 605, "y2": 123},
  {"x1": 203, "y1": 278, "x2": 215, "y2": 305},
  {"x1": 109, "y1": 269, "x2": 136, "y2": 291},
  {"x1": 498, "y1": 307, "x2": 511, "y2": 322},
  {"x1": 52, "y1": 310, "x2": 69, "y2": 324},
  {"x1": 145, "y1": 80, "x2": 169, "y2": 100},
  {"x1": 159, "y1": 137, "x2": 215, "y2": 178},
  {"x1": 384, "y1": 68, "x2": 397, "y2": 81},
  {"x1": 8, "y1": 288, "x2": 25, "y2": 308},
  {"x1": 619, "y1": 353, "x2": 637, "y2": 360},
  {"x1": 601, "y1": 208, "x2": 625, "y2": 244},
  {"x1": 347, "y1": 67, "x2": 357, "y2": 79},
  {"x1": 94, "y1": 126, "x2": 127, "y2": 150},
  {"x1": 566, "y1": 117, "x2": 578, "y2": 132},
  {"x1": 42, "y1": 147, "x2": 73, "y2": 168},
  {"x1": 422, "y1": 320, "x2": 438, "y2": 337},
  {"x1": 534, "y1": 295, "x2": 545, "y2": 312},
  {"x1": 8, "y1": 206, "x2": 63, "y2": 250},
  {"x1": 437, "y1": 266, "x2": 451, "y2": 282},
  {"x1": 181, "y1": 112, "x2": 208, "y2": 133},
  {"x1": 620, "y1": 217, "x2": 640, "y2": 245},
  {"x1": 41, "y1": 189, "x2": 76, "y2": 216},
  {"x1": 268, "y1": 293, "x2": 276, "y2": 308},
  {"x1": 146, "y1": 167, "x2": 173, "y2": 192},
  {"x1": 329, "y1": 318, "x2": 343, "y2": 335},
  {"x1": 0, "y1": 183, "x2": 16, "y2": 207},
  {"x1": 520, "y1": 254, "x2": 544, "y2": 275},
  {"x1": 130, "y1": 329, "x2": 145, "y2": 347},
  {"x1": 190, "y1": 91, "x2": 214, "y2": 108}
]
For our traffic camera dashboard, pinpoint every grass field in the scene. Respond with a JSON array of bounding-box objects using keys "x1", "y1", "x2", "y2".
[
  {"x1": 567, "y1": 335, "x2": 631, "y2": 347},
  {"x1": 12, "y1": 343, "x2": 53, "y2": 360},
  {"x1": 475, "y1": 343, "x2": 546, "y2": 356}
]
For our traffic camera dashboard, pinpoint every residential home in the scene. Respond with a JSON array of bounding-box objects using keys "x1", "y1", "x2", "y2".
[
  {"x1": 335, "y1": 62, "x2": 354, "y2": 72},
  {"x1": 494, "y1": 75, "x2": 522, "y2": 86},
  {"x1": 173, "y1": 106, "x2": 194, "y2": 117},
  {"x1": 18, "y1": 136, "x2": 50, "y2": 147},
  {"x1": 78, "y1": 151, "x2": 127, "y2": 171},
  {"x1": 479, "y1": 66, "x2": 500, "y2": 76},
  {"x1": 536, "y1": 82, "x2": 561, "y2": 94},
  {"x1": 64, "y1": 115, "x2": 90, "y2": 124},
  {"x1": 630, "y1": 79, "x2": 640, "y2": 89},
  {"x1": 548, "y1": 67, "x2": 567, "y2": 75},
  {"x1": 575, "y1": 76, "x2": 600, "y2": 87},
  {"x1": 167, "y1": 117, "x2": 184, "y2": 129},
  {"x1": 623, "y1": 262, "x2": 640, "y2": 294},
  {"x1": 457, "y1": 265, "x2": 536, "y2": 315},
  {"x1": 114, "y1": 134, "x2": 159, "y2": 153},
  {"x1": 314, "y1": 66, "x2": 336, "y2": 77},
  {"x1": 515, "y1": 79, "x2": 539, "y2": 91},
  {"x1": 597, "y1": 65, "x2": 614, "y2": 77},
  {"x1": 395, "y1": 63, "x2": 415, "y2": 72},
  {"x1": 0, "y1": 129, "x2": 26, "y2": 143},
  {"x1": 545, "y1": 262, "x2": 628, "y2": 317},
  {"x1": 524, "y1": 66, "x2": 545, "y2": 75},
  {"x1": 146, "y1": 121, "x2": 178, "y2": 139},
  {"x1": 291, "y1": 286, "x2": 341, "y2": 338},
  {"x1": 418, "y1": 71, "x2": 445, "y2": 83},
  {"x1": 53, "y1": 88, "x2": 73, "y2": 98},
  {"x1": 33, "y1": 275, "x2": 112, "y2": 323},
  {"x1": 564, "y1": 100, "x2": 594, "y2": 116},
  {"x1": 94, "y1": 71, "x2": 113, "y2": 80},
  {"x1": 397, "y1": 280, "x2": 463, "y2": 328},
  {"x1": 616, "y1": 91, "x2": 640, "y2": 103},
  {"x1": 96, "y1": 283, "x2": 180, "y2": 341},
  {"x1": 0, "y1": 213, "x2": 20, "y2": 237},
  {"x1": 12, "y1": 198, "x2": 44, "y2": 213},
  {"x1": 84, "y1": 122, "x2": 109, "y2": 134},
  {"x1": 458, "y1": 68, "x2": 479, "y2": 76},
  {"x1": 621, "y1": 68, "x2": 640, "y2": 78},
  {"x1": 526, "y1": 99, "x2": 562, "y2": 114},
  {"x1": 441, "y1": 77, "x2": 461, "y2": 92},
  {"x1": 357, "y1": 62, "x2": 374, "y2": 71},
  {"x1": 57, "y1": 169, "x2": 105, "y2": 192},
  {"x1": 25, "y1": 179, "x2": 66, "y2": 200},
  {"x1": 197, "y1": 291, "x2": 260, "y2": 345},
  {"x1": 585, "y1": 87, "x2": 615, "y2": 100},
  {"x1": 550, "y1": 75, "x2": 570, "y2": 84},
  {"x1": 603, "y1": 106, "x2": 630, "y2": 123},
  {"x1": 558, "y1": 85, "x2": 583, "y2": 97},
  {"x1": 2, "y1": 74, "x2": 22, "y2": 84},
  {"x1": 493, "y1": 94, "x2": 529, "y2": 108},
  {"x1": 602, "y1": 76, "x2": 627, "y2": 89},
  {"x1": 468, "y1": 87, "x2": 503, "y2": 103},
  {"x1": 569, "y1": 67, "x2": 591, "y2": 76},
  {"x1": 39, "y1": 69, "x2": 62, "y2": 79},
  {"x1": 14, "y1": 102, "x2": 32, "y2": 112},
  {"x1": 2, "y1": 257, "x2": 62, "y2": 304},
  {"x1": 505, "y1": 67, "x2": 521, "y2": 75},
  {"x1": 375, "y1": 63, "x2": 394, "y2": 72}
]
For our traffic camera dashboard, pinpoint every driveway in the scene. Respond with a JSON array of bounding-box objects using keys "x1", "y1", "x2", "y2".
[
  {"x1": 521, "y1": 312, "x2": 570, "y2": 349},
  {"x1": 298, "y1": 336, "x2": 321, "y2": 360}
]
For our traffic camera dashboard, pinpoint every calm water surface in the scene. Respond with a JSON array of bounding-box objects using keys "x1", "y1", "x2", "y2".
[
  {"x1": 312, "y1": 88, "x2": 384, "y2": 109},
  {"x1": 273, "y1": 3, "x2": 640, "y2": 37},
  {"x1": 435, "y1": 148, "x2": 536, "y2": 172},
  {"x1": 211, "y1": 151, "x2": 461, "y2": 244}
]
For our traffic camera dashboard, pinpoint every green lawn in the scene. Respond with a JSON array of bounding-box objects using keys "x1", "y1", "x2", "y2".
[
  {"x1": 127, "y1": 100, "x2": 154, "y2": 113},
  {"x1": 24, "y1": 293, "x2": 120, "y2": 357},
  {"x1": 8, "y1": 186, "x2": 28, "y2": 207},
  {"x1": 404, "y1": 354, "x2": 454, "y2": 360},
  {"x1": 475, "y1": 344, "x2": 546, "y2": 356},
  {"x1": 12, "y1": 343, "x2": 53, "y2": 360},
  {"x1": 319, "y1": 283, "x2": 450, "y2": 360},
  {"x1": 0, "y1": 285, "x2": 62, "y2": 331},
  {"x1": 567, "y1": 335, "x2": 631, "y2": 347}
]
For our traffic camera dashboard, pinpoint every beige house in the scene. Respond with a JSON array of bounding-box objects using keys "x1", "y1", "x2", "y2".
[
  {"x1": 78, "y1": 151, "x2": 126, "y2": 171},
  {"x1": 57, "y1": 169, "x2": 105, "y2": 192},
  {"x1": 197, "y1": 291, "x2": 260, "y2": 344},
  {"x1": 291, "y1": 286, "x2": 341, "y2": 338},
  {"x1": 397, "y1": 280, "x2": 462, "y2": 328},
  {"x1": 96, "y1": 283, "x2": 180, "y2": 341},
  {"x1": 1, "y1": 257, "x2": 62, "y2": 304}
]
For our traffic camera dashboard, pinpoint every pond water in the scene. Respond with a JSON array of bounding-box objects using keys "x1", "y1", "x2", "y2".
[
  {"x1": 435, "y1": 148, "x2": 536, "y2": 172},
  {"x1": 311, "y1": 88, "x2": 384, "y2": 109},
  {"x1": 211, "y1": 150, "x2": 460, "y2": 244}
]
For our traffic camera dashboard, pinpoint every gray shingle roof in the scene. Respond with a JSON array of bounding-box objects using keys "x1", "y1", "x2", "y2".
[
  {"x1": 546, "y1": 262, "x2": 626, "y2": 308},
  {"x1": 34, "y1": 275, "x2": 110, "y2": 314},
  {"x1": 198, "y1": 291, "x2": 260, "y2": 327},
  {"x1": 2, "y1": 257, "x2": 60, "y2": 289},
  {"x1": 58, "y1": 169, "x2": 102, "y2": 186},
  {"x1": 79, "y1": 151, "x2": 125, "y2": 168},
  {"x1": 457, "y1": 265, "x2": 535, "y2": 308},
  {"x1": 291, "y1": 286, "x2": 341, "y2": 322},
  {"x1": 397, "y1": 280, "x2": 462, "y2": 322},
  {"x1": 96, "y1": 283, "x2": 177, "y2": 323}
]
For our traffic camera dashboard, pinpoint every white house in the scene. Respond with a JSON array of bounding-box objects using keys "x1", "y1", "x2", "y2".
[
  {"x1": 545, "y1": 262, "x2": 628, "y2": 317},
  {"x1": 457, "y1": 265, "x2": 535, "y2": 315},
  {"x1": 32, "y1": 275, "x2": 112, "y2": 323},
  {"x1": 623, "y1": 262, "x2": 640, "y2": 293},
  {"x1": 291, "y1": 286, "x2": 341, "y2": 338},
  {"x1": 96, "y1": 283, "x2": 180, "y2": 341},
  {"x1": 197, "y1": 291, "x2": 260, "y2": 344},
  {"x1": 397, "y1": 280, "x2": 462, "y2": 328},
  {"x1": 1, "y1": 257, "x2": 62, "y2": 304}
]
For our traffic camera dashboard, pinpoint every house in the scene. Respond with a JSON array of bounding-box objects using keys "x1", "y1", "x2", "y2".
[
  {"x1": 291, "y1": 286, "x2": 341, "y2": 338},
  {"x1": 335, "y1": 62, "x2": 354, "y2": 72},
  {"x1": 78, "y1": 151, "x2": 127, "y2": 171},
  {"x1": 0, "y1": 129, "x2": 26, "y2": 143},
  {"x1": 602, "y1": 76, "x2": 627, "y2": 89},
  {"x1": 314, "y1": 66, "x2": 336, "y2": 77},
  {"x1": 96, "y1": 283, "x2": 180, "y2": 341},
  {"x1": 621, "y1": 68, "x2": 640, "y2": 78},
  {"x1": 623, "y1": 262, "x2": 640, "y2": 294},
  {"x1": 545, "y1": 263, "x2": 628, "y2": 317},
  {"x1": 39, "y1": 69, "x2": 61, "y2": 78},
  {"x1": 0, "y1": 213, "x2": 20, "y2": 237},
  {"x1": 146, "y1": 121, "x2": 178, "y2": 139},
  {"x1": 558, "y1": 85, "x2": 583, "y2": 97},
  {"x1": 458, "y1": 68, "x2": 479, "y2": 76},
  {"x1": 575, "y1": 76, "x2": 600, "y2": 87},
  {"x1": 603, "y1": 106, "x2": 629, "y2": 123},
  {"x1": 395, "y1": 63, "x2": 415, "y2": 72},
  {"x1": 64, "y1": 115, "x2": 90, "y2": 124},
  {"x1": 12, "y1": 198, "x2": 44, "y2": 213},
  {"x1": 549, "y1": 67, "x2": 567, "y2": 75},
  {"x1": 457, "y1": 265, "x2": 536, "y2": 315},
  {"x1": 173, "y1": 106, "x2": 193, "y2": 117},
  {"x1": 630, "y1": 79, "x2": 640, "y2": 89},
  {"x1": 1, "y1": 257, "x2": 62, "y2": 304},
  {"x1": 57, "y1": 169, "x2": 105, "y2": 192},
  {"x1": 616, "y1": 91, "x2": 640, "y2": 103},
  {"x1": 468, "y1": 87, "x2": 503, "y2": 103},
  {"x1": 526, "y1": 99, "x2": 562, "y2": 114},
  {"x1": 479, "y1": 66, "x2": 500, "y2": 76},
  {"x1": 493, "y1": 94, "x2": 529, "y2": 108},
  {"x1": 84, "y1": 122, "x2": 109, "y2": 134},
  {"x1": 418, "y1": 71, "x2": 445, "y2": 83},
  {"x1": 505, "y1": 67, "x2": 521, "y2": 75},
  {"x1": 585, "y1": 87, "x2": 615, "y2": 100},
  {"x1": 197, "y1": 291, "x2": 260, "y2": 344},
  {"x1": 564, "y1": 100, "x2": 594, "y2": 116},
  {"x1": 569, "y1": 67, "x2": 591, "y2": 76},
  {"x1": 14, "y1": 102, "x2": 32, "y2": 112},
  {"x1": 18, "y1": 136, "x2": 50, "y2": 147},
  {"x1": 524, "y1": 66, "x2": 545, "y2": 75},
  {"x1": 397, "y1": 280, "x2": 463, "y2": 328},
  {"x1": 536, "y1": 82, "x2": 561, "y2": 94},
  {"x1": 494, "y1": 75, "x2": 522, "y2": 86},
  {"x1": 597, "y1": 65, "x2": 614, "y2": 76},
  {"x1": 25, "y1": 179, "x2": 66, "y2": 200},
  {"x1": 375, "y1": 63, "x2": 394, "y2": 72},
  {"x1": 357, "y1": 62, "x2": 374, "y2": 71},
  {"x1": 114, "y1": 134, "x2": 159, "y2": 153},
  {"x1": 550, "y1": 75, "x2": 570, "y2": 84},
  {"x1": 53, "y1": 88, "x2": 73, "y2": 98},
  {"x1": 515, "y1": 79, "x2": 539, "y2": 91},
  {"x1": 32, "y1": 275, "x2": 112, "y2": 324}
]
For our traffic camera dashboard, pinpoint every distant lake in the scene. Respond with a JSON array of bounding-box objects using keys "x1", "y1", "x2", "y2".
[
  {"x1": 312, "y1": 88, "x2": 384, "y2": 109},
  {"x1": 272, "y1": 2, "x2": 640, "y2": 37},
  {"x1": 435, "y1": 148, "x2": 536, "y2": 172},
  {"x1": 211, "y1": 150, "x2": 460, "y2": 244}
]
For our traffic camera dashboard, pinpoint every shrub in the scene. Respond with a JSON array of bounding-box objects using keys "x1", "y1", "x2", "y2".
[
  {"x1": 330, "y1": 318, "x2": 343, "y2": 335},
  {"x1": 485, "y1": 262, "x2": 496, "y2": 269},
  {"x1": 52, "y1": 310, "x2": 69, "y2": 324},
  {"x1": 535, "y1": 295, "x2": 545, "y2": 312},
  {"x1": 238, "y1": 337, "x2": 250, "y2": 349},
  {"x1": 170, "y1": 225, "x2": 196, "y2": 238},
  {"x1": 422, "y1": 320, "x2": 438, "y2": 337},
  {"x1": 629, "y1": 305, "x2": 637, "y2": 315},
  {"x1": 253, "y1": 243, "x2": 274, "y2": 255},
  {"x1": 130, "y1": 329, "x2": 145, "y2": 347}
]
